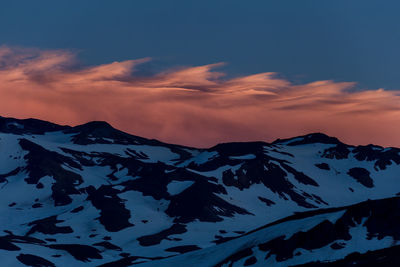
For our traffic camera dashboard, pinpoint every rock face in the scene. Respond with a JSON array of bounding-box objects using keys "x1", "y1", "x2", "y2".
[{"x1": 0, "y1": 116, "x2": 399, "y2": 266}]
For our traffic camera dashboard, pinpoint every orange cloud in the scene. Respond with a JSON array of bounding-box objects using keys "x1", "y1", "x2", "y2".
[{"x1": 0, "y1": 46, "x2": 399, "y2": 147}]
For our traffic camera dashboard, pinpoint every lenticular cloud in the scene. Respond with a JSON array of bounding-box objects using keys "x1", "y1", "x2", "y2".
[{"x1": 0, "y1": 46, "x2": 399, "y2": 147}]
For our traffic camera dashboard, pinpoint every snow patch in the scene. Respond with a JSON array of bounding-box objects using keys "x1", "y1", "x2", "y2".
[{"x1": 167, "y1": 181, "x2": 195, "y2": 195}]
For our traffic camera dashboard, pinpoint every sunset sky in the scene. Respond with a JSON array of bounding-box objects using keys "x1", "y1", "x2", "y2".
[{"x1": 1, "y1": 1, "x2": 399, "y2": 147}]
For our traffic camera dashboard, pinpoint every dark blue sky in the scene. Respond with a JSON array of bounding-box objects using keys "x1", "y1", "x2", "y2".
[{"x1": 1, "y1": 0, "x2": 400, "y2": 89}]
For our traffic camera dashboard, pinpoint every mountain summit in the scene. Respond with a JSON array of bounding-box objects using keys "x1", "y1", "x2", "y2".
[{"x1": 0, "y1": 116, "x2": 399, "y2": 266}]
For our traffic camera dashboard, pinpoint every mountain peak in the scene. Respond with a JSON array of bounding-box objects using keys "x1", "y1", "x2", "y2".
[
  {"x1": 72, "y1": 120, "x2": 114, "y2": 131},
  {"x1": 273, "y1": 132, "x2": 342, "y2": 146},
  {"x1": 0, "y1": 116, "x2": 69, "y2": 135},
  {"x1": 63, "y1": 120, "x2": 153, "y2": 146}
]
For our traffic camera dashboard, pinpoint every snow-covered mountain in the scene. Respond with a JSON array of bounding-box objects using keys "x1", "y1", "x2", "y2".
[{"x1": 0, "y1": 116, "x2": 399, "y2": 266}]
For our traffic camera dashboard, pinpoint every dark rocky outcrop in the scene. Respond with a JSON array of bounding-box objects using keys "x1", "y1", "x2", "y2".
[
  {"x1": 347, "y1": 167, "x2": 374, "y2": 188},
  {"x1": 16, "y1": 254, "x2": 55, "y2": 267}
]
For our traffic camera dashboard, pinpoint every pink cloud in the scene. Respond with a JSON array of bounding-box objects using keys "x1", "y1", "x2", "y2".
[{"x1": 0, "y1": 46, "x2": 399, "y2": 147}]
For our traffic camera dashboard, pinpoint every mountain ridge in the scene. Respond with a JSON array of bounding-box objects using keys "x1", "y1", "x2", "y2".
[
  {"x1": 0, "y1": 116, "x2": 399, "y2": 266},
  {"x1": 2, "y1": 115, "x2": 397, "y2": 150}
]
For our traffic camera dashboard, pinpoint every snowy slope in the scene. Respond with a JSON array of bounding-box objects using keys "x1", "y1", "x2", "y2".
[
  {"x1": 0, "y1": 116, "x2": 399, "y2": 266},
  {"x1": 151, "y1": 197, "x2": 400, "y2": 267}
]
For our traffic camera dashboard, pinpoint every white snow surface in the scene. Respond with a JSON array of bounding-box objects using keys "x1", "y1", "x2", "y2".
[
  {"x1": 0, "y1": 127, "x2": 399, "y2": 266},
  {"x1": 167, "y1": 181, "x2": 194, "y2": 195}
]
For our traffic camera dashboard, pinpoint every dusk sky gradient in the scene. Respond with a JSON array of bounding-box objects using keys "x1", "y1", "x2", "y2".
[{"x1": 0, "y1": 1, "x2": 399, "y2": 147}]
